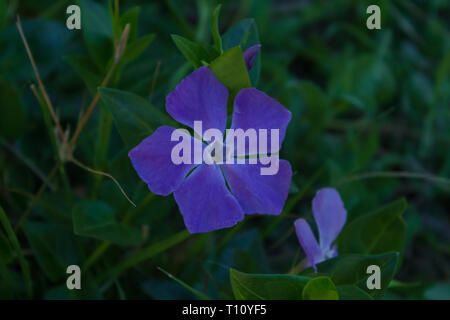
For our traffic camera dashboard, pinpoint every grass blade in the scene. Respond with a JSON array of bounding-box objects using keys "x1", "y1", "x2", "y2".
[
  {"x1": 158, "y1": 266, "x2": 209, "y2": 300},
  {"x1": 0, "y1": 205, "x2": 32, "y2": 297}
]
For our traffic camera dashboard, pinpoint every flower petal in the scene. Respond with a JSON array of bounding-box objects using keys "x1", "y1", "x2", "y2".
[
  {"x1": 221, "y1": 160, "x2": 292, "y2": 215},
  {"x1": 128, "y1": 126, "x2": 200, "y2": 196},
  {"x1": 173, "y1": 164, "x2": 244, "y2": 233},
  {"x1": 294, "y1": 218, "x2": 323, "y2": 271},
  {"x1": 243, "y1": 44, "x2": 261, "y2": 70},
  {"x1": 166, "y1": 66, "x2": 228, "y2": 135},
  {"x1": 227, "y1": 88, "x2": 291, "y2": 155},
  {"x1": 312, "y1": 187, "x2": 347, "y2": 251}
]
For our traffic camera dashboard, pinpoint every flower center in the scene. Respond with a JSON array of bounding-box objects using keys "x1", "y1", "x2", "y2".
[
  {"x1": 204, "y1": 139, "x2": 233, "y2": 164},
  {"x1": 323, "y1": 247, "x2": 336, "y2": 259}
]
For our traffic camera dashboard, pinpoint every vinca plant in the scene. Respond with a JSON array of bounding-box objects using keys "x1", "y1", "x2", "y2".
[{"x1": 0, "y1": 0, "x2": 449, "y2": 300}]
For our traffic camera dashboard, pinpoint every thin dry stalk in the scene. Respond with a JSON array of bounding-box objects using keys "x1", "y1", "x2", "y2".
[{"x1": 16, "y1": 16, "x2": 67, "y2": 146}]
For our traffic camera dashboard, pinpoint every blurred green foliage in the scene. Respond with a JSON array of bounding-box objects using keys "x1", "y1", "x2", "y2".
[{"x1": 0, "y1": 0, "x2": 449, "y2": 300}]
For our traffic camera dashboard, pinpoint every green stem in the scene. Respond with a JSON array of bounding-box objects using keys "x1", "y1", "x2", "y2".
[
  {"x1": 0, "y1": 205, "x2": 32, "y2": 297},
  {"x1": 82, "y1": 241, "x2": 111, "y2": 271},
  {"x1": 158, "y1": 266, "x2": 209, "y2": 300},
  {"x1": 31, "y1": 84, "x2": 72, "y2": 205},
  {"x1": 15, "y1": 164, "x2": 58, "y2": 231},
  {"x1": 91, "y1": 103, "x2": 113, "y2": 198},
  {"x1": 288, "y1": 258, "x2": 306, "y2": 275},
  {"x1": 100, "y1": 230, "x2": 191, "y2": 283}
]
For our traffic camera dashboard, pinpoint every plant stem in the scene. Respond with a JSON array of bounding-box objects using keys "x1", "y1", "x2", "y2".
[
  {"x1": 335, "y1": 171, "x2": 450, "y2": 188},
  {"x1": 16, "y1": 16, "x2": 67, "y2": 145},
  {"x1": 30, "y1": 84, "x2": 72, "y2": 204},
  {"x1": 69, "y1": 64, "x2": 117, "y2": 147},
  {"x1": 288, "y1": 259, "x2": 305, "y2": 275},
  {"x1": 100, "y1": 230, "x2": 191, "y2": 283},
  {"x1": 0, "y1": 205, "x2": 32, "y2": 297},
  {"x1": 70, "y1": 158, "x2": 136, "y2": 207},
  {"x1": 14, "y1": 164, "x2": 58, "y2": 232}
]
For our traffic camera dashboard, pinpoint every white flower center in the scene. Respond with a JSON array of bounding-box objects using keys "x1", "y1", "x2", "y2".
[{"x1": 203, "y1": 139, "x2": 233, "y2": 164}]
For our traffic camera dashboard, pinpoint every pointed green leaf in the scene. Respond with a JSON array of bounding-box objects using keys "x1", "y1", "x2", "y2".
[
  {"x1": 209, "y1": 46, "x2": 251, "y2": 110},
  {"x1": 120, "y1": 34, "x2": 155, "y2": 66},
  {"x1": 171, "y1": 34, "x2": 215, "y2": 68},
  {"x1": 72, "y1": 200, "x2": 142, "y2": 247},
  {"x1": 78, "y1": 0, "x2": 113, "y2": 69},
  {"x1": 230, "y1": 268, "x2": 310, "y2": 300},
  {"x1": 99, "y1": 87, "x2": 176, "y2": 149},
  {"x1": 23, "y1": 221, "x2": 78, "y2": 283},
  {"x1": 302, "y1": 276, "x2": 339, "y2": 300},
  {"x1": 338, "y1": 198, "x2": 408, "y2": 256},
  {"x1": 0, "y1": 230, "x2": 13, "y2": 264},
  {"x1": 211, "y1": 4, "x2": 222, "y2": 54},
  {"x1": 301, "y1": 252, "x2": 399, "y2": 299},
  {"x1": 222, "y1": 18, "x2": 261, "y2": 85},
  {"x1": 336, "y1": 285, "x2": 373, "y2": 300},
  {"x1": 64, "y1": 55, "x2": 102, "y2": 94}
]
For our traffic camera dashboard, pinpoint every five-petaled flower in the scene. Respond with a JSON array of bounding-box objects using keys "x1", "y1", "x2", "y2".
[
  {"x1": 128, "y1": 51, "x2": 292, "y2": 234},
  {"x1": 294, "y1": 187, "x2": 347, "y2": 271}
]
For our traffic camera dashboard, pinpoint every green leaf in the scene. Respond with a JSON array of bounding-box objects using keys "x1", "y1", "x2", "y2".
[
  {"x1": 78, "y1": 0, "x2": 113, "y2": 69},
  {"x1": 302, "y1": 276, "x2": 339, "y2": 300},
  {"x1": 338, "y1": 198, "x2": 407, "y2": 256},
  {"x1": 209, "y1": 46, "x2": 251, "y2": 110},
  {"x1": 93, "y1": 102, "x2": 113, "y2": 188},
  {"x1": 0, "y1": 81, "x2": 26, "y2": 140},
  {"x1": 23, "y1": 221, "x2": 78, "y2": 283},
  {"x1": 64, "y1": 55, "x2": 102, "y2": 94},
  {"x1": 171, "y1": 34, "x2": 215, "y2": 68},
  {"x1": 100, "y1": 230, "x2": 191, "y2": 283},
  {"x1": 120, "y1": 34, "x2": 155, "y2": 66},
  {"x1": 222, "y1": 18, "x2": 261, "y2": 85},
  {"x1": 0, "y1": 0, "x2": 8, "y2": 31},
  {"x1": 0, "y1": 230, "x2": 13, "y2": 264},
  {"x1": 299, "y1": 81, "x2": 332, "y2": 137},
  {"x1": 0, "y1": 259, "x2": 15, "y2": 298},
  {"x1": 206, "y1": 229, "x2": 270, "y2": 298},
  {"x1": 117, "y1": 6, "x2": 140, "y2": 42},
  {"x1": 72, "y1": 200, "x2": 142, "y2": 247},
  {"x1": 336, "y1": 285, "x2": 373, "y2": 300},
  {"x1": 99, "y1": 87, "x2": 176, "y2": 149},
  {"x1": 424, "y1": 283, "x2": 450, "y2": 300},
  {"x1": 229, "y1": 269, "x2": 310, "y2": 300},
  {"x1": 211, "y1": 4, "x2": 222, "y2": 54},
  {"x1": 301, "y1": 252, "x2": 399, "y2": 299},
  {"x1": 44, "y1": 280, "x2": 101, "y2": 300}
]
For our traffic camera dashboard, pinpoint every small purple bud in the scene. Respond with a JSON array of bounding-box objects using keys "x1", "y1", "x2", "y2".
[{"x1": 243, "y1": 44, "x2": 261, "y2": 70}]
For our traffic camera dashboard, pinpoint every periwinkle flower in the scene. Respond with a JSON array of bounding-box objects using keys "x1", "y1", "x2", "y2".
[
  {"x1": 129, "y1": 65, "x2": 292, "y2": 234},
  {"x1": 294, "y1": 187, "x2": 347, "y2": 271}
]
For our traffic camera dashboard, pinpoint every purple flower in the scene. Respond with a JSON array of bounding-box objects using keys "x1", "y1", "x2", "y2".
[
  {"x1": 294, "y1": 187, "x2": 347, "y2": 271},
  {"x1": 129, "y1": 66, "x2": 292, "y2": 233},
  {"x1": 243, "y1": 44, "x2": 261, "y2": 70}
]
